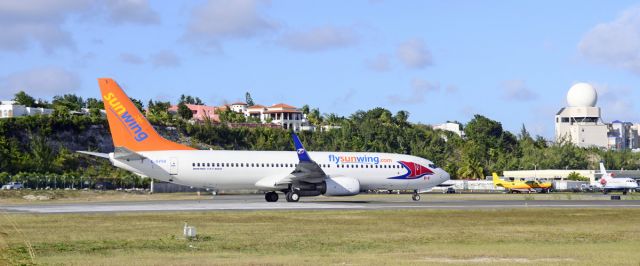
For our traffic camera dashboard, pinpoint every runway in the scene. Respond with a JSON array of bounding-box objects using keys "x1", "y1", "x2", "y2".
[{"x1": 3, "y1": 194, "x2": 640, "y2": 213}]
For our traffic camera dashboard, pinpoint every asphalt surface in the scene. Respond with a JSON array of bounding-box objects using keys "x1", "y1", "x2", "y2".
[{"x1": 2, "y1": 194, "x2": 640, "y2": 213}]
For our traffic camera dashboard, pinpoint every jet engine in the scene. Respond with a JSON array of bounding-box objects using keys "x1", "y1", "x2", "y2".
[{"x1": 320, "y1": 176, "x2": 360, "y2": 196}]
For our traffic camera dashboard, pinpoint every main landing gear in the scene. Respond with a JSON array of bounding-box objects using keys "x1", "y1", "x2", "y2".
[
  {"x1": 412, "y1": 190, "x2": 421, "y2": 201},
  {"x1": 265, "y1": 191, "x2": 279, "y2": 202},
  {"x1": 286, "y1": 190, "x2": 300, "y2": 202}
]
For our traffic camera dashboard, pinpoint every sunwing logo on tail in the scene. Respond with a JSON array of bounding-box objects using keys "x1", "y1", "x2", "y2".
[{"x1": 103, "y1": 92, "x2": 148, "y2": 142}]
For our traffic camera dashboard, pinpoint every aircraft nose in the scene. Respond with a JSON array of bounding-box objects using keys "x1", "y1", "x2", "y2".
[{"x1": 440, "y1": 169, "x2": 450, "y2": 181}]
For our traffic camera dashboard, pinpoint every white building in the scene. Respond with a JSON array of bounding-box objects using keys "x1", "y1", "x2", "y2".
[
  {"x1": 554, "y1": 83, "x2": 609, "y2": 148},
  {"x1": 433, "y1": 122, "x2": 465, "y2": 137},
  {"x1": 229, "y1": 102, "x2": 308, "y2": 131},
  {"x1": 0, "y1": 101, "x2": 53, "y2": 118},
  {"x1": 608, "y1": 121, "x2": 639, "y2": 150},
  {"x1": 230, "y1": 102, "x2": 248, "y2": 113}
]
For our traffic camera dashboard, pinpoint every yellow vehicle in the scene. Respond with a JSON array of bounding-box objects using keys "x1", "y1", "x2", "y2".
[{"x1": 492, "y1": 173, "x2": 553, "y2": 193}]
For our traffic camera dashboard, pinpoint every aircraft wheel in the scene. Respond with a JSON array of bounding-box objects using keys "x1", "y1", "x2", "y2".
[
  {"x1": 623, "y1": 190, "x2": 628, "y2": 195},
  {"x1": 265, "y1": 192, "x2": 278, "y2": 202},
  {"x1": 412, "y1": 194, "x2": 421, "y2": 201},
  {"x1": 286, "y1": 191, "x2": 300, "y2": 202}
]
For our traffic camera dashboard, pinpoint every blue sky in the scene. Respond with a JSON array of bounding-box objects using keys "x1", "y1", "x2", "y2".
[{"x1": 1, "y1": 1, "x2": 640, "y2": 138}]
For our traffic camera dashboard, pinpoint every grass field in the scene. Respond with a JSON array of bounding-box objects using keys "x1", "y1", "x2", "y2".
[{"x1": 1, "y1": 209, "x2": 640, "y2": 265}]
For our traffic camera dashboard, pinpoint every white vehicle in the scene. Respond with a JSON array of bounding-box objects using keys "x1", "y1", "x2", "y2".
[
  {"x1": 596, "y1": 162, "x2": 638, "y2": 195},
  {"x1": 79, "y1": 78, "x2": 450, "y2": 202},
  {"x1": 1, "y1": 182, "x2": 23, "y2": 190}
]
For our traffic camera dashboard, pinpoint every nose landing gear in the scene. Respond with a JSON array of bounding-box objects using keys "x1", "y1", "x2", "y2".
[{"x1": 412, "y1": 190, "x2": 421, "y2": 201}]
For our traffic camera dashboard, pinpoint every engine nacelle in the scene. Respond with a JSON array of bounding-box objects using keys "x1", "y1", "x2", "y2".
[{"x1": 321, "y1": 176, "x2": 360, "y2": 196}]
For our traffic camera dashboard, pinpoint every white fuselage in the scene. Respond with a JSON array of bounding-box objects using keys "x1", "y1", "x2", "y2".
[
  {"x1": 597, "y1": 177, "x2": 639, "y2": 190},
  {"x1": 109, "y1": 150, "x2": 450, "y2": 192}
]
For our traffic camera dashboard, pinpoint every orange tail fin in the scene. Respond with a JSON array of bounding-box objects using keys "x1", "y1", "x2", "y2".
[{"x1": 98, "y1": 78, "x2": 194, "y2": 151}]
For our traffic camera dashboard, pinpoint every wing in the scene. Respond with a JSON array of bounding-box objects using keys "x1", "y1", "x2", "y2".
[
  {"x1": 77, "y1": 151, "x2": 110, "y2": 159},
  {"x1": 254, "y1": 133, "x2": 326, "y2": 189}
]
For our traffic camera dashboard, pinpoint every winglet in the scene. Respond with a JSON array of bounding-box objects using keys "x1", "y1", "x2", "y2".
[{"x1": 291, "y1": 132, "x2": 312, "y2": 162}]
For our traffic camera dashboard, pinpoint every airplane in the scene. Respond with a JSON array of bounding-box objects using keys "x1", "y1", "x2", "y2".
[
  {"x1": 79, "y1": 78, "x2": 450, "y2": 202},
  {"x1": 492, "y1": 173, "x2": 552, "y2": 193},
  {"x1": 596, "y1": 162, "x2": 638, "y2": 195}
]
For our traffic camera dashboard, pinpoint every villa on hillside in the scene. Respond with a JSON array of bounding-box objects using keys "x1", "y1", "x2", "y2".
[{"x1": 168, "y1": 101, "x2": 309, "y2": 131}]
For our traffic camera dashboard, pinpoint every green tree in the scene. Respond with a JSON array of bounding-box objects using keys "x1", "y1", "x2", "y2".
[
  {"x1": 301, "y1": 104, "x2": 310, "y2": 115},
  {"x1": 13, "y1": 91, "x2": 36, "y2": 106},
  {"x1": 85, "y1": 98, "x2": 103, "y2": 109},
  {"x1": 52, "y1": 94, "x2": 84, "y2": 111},
  {"x1": 245, "y1": 92, "x2": 255, "y2": 106},
  {"x1": 395, "y1": 110, "x2": 409, "y2": 124},
  {"x1": 31, "y1": 135, "x2": 55, "y2": 173},
  {"x1": 177, "y1": 102, "x2": 193, "y2": 120},
  {"x1": 567, "y1": 171, "x2": 588, "y2": 181}
]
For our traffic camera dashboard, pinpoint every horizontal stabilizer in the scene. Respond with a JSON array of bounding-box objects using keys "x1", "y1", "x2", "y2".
[
  {"x1": 113, "y1": 146, "x2": 147, "y2": 161},
  {"x1": 76, "y1": 151, "x2": 109, "y2": 159}
]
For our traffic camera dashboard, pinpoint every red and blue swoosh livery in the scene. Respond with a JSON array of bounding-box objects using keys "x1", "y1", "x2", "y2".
[{"x1": 388, "y1": 161, "x2": 434, "y2": 179}]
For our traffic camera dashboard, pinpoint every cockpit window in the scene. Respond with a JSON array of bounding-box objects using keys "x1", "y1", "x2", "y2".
[{"x1": 428, "y1": 164, "x2": 437, "y2": 169}]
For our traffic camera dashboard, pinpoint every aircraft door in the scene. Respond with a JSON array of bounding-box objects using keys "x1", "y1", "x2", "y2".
[
  {"x1": 415, "y1": 164, "x2": 422, "y2": 177},
  {"x1": 169, "y1": 157, "x2": 178, "y2": 175}
]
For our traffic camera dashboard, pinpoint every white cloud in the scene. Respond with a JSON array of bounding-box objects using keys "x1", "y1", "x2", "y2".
[
  {"x1": 278, "y1": 26, "x2": 358, "y2": 52},
  {"x1": 396, "y1": 38, "x2": 432, "y2": 69},
  {"x1": 0, "y1": 1, "x2": 90, "y2": 53},
  {"x1": 387, "y1": 78, "x2": 439, "y2": 105},
  {"x1": 120, "y1": 52, "x2": 145, "y2": 65},
  {"x1": 184, "y1": 0, "x2": 276, "y2": 48},
  {"x1": 151, "y1": 50, "x2": 180, "y2": 67},
  {"x1": 365, "y1": 53, "x2": 390, "y2": 72},
  {"x1": 0, "y1": 1, "x2": 160, "y2": 53},
  {"x1": 104, "y1": 0, "x2": 159, "y2": 25},
  {"x1": 1, "y1": 66, "x2": 81, "y2": 98},
  {"x1": 579, "y1": 7, "x2": 640, "y2": 74},
  {"x1": 501, "y1": 79, "x2": 537, "y2": 101},
  {"x1": 592, "y1": 83, "x2": 639, "y2": 122}
]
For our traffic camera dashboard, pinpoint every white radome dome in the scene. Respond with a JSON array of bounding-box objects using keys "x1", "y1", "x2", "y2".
[{"x1": 567, "y1": 83, "x2": 597, "y2": 107}]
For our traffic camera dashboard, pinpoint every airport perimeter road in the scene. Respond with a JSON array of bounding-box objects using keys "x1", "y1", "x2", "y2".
[{"x1": 3, "y1": 194, "x2": 640, "y2": 213}]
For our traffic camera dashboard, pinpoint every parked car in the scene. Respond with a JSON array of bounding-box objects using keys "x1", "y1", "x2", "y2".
[{"x1": 1, "y1": 182, "x2": 24, "y2": 190}]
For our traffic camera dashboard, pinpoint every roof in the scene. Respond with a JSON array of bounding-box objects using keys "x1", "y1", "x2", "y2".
[
  {"x1": 231, "y1": 102, "x2": 247, "y2": 106},
  {"x1": 264, "y1": 110, "x2": 302, "y2": 114},
  {"x1": 269, "y1": 103, "x2": 297, "y2": 109},
  {"x1": 247, "y1": 104, "x2": 266, "y2": 109}
]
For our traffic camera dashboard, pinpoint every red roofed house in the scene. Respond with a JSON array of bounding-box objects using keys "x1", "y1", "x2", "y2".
[
  {"x1": 168, "y1": 104, "x2": 220, "y2": 122},
  {"x1": 231, "y1": 102, "x2": 306, "y2": 131},
  {"x1": 263, "y1": 103, "x2": 305, "y2": 131}
]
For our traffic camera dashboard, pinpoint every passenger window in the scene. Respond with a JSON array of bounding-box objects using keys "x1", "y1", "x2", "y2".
[{"x1": 192, "y1": 163, "x2": 195, "y2": 167}]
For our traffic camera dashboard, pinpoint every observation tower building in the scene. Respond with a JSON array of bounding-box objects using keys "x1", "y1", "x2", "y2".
[{"x1": 554, "y1": 83, "x2": 608, "y2": 148}]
